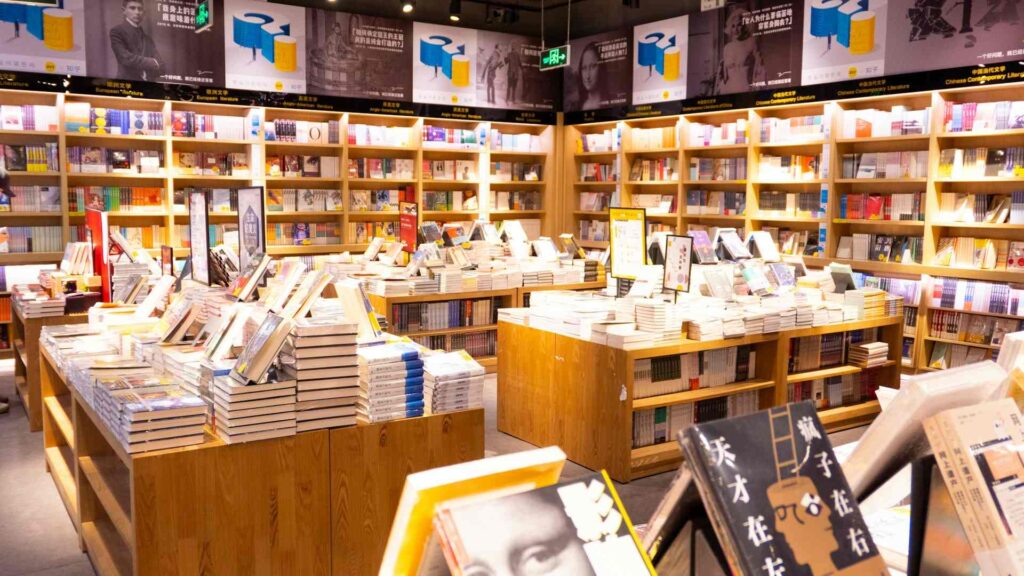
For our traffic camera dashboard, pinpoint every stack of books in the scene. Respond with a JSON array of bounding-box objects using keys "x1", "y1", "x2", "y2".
[
  {"x1": 356, "y1": 343, "x2": 425, "y2": 424},
  {"x1": 212, "y1": 375, "x2": 297, "y2": 444},
  {"x1": 280, "y1": 318, "x2": 359, "y2": 432},
  {"x1": 422, "y1": 351, "x2": 485, "y2": 415},
  {"x1": 94, "y1": 375, "x2": 207, "y2": 454},
  {"x1": 845, "y1": 288, "x2": 886, "y2": 319},
  {"x1": 12, "y1": 284, "x2": 65, "y2": 318},
  {"x1": 849, "y1": 341, "x2": 889, "y2": 368}
]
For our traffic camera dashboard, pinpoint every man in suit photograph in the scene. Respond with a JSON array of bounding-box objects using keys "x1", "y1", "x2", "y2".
[{"x1": 109, "y1": 0, "x2": 163, "y2": 81}]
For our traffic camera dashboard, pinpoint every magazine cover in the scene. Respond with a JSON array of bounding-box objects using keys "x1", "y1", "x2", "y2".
[
  {"x1": 413, "y1": 21, "x2": 476, "y2": 106},
  {"x1": 801, "y1": 0, "x2": 888, "y2": 85},
  {"x1": 84, "y1": 0, "x2": 224, "y2": 85},
  {"x1": 223, "y1": 0, "x2": 305, "y2": 93},
  {"x1": 564, "y1": 29, "x2": 632, "y2": 112},
  {"x1": 0, "y1": 0, "x2": 87, "y2": 75},
  {"x1": 306, "y1": 7, "x2": 412, "y2": 101},
  {"x1": 632, "y1": 16, "x2": 689, "y2": 105}
]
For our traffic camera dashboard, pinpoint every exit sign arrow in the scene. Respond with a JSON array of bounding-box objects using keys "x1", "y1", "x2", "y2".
[{"x1": 539, "y1": 45, "x2": 570, "y2": 71}]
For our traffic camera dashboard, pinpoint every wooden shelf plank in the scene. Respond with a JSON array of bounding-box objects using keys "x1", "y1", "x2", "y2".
[
  {"x1": 924, "y1": 336, "x2": 999, "y2": 350},
  {"x1": 835, "y1": 134, "x2": 931, "y2": 144},
  {"x1": 369, "y1": 288, "x2": 517, "y2": 304},
  {"x1": 632, "y1": 379, "x2": 775, "y2": 410},
  {"x1": 393, "y1": 324, "x2": 499, "y2": 338},
  {"x1": 630, "y1": 442, "x2": 682, "y2": 479},
  {"x1": 79, "y1": 455, "x2": 133, "y2": 546},
  {"x1": 833, "y1": 178, "x2": 928, "y2": 184},
  {"x1": 819, "y1": 400, "x2": 881, "y2": 431},
  {"x1": 927, "y1": 306, "x2": 1024, "y2": 321},
  {"x1": 81, "y1": 520, "x2": 132, "y2": 576},
  {"x1": 788, "y1": 360, "x2": 896, "y2": 384},
  {"x1": 44, "y1": 395, "x2": 75, "y2": 450},
  {"x1": 45, "y1": 445, "x2": 77, "y2": 525},
  {"x1": 682, "y1": 143, "x2": 748, "y2": 151}
]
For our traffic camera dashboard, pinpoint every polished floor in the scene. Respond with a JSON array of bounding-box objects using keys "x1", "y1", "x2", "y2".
[{"x1": 0, "y1": 366, "x2": 863, "y2": 575}]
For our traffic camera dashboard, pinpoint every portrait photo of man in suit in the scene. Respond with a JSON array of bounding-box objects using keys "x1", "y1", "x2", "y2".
[{"x1": 109, "y1": 0, "x2": 163, "y2": 81}]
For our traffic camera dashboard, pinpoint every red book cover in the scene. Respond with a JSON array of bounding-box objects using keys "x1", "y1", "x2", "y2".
[
  {"x1": 399, "y1": 201, "x2": 417, "y2": 253},
  {"x1": 865, "y1": 195, "x2": 884, "y2": 219}
]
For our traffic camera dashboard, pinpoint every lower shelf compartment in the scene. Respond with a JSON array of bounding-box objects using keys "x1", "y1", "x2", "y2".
[
  {"x1": 45, "y1": 445, "x2": 77, "y2": 526},
  {"x1": 81, "y1": 518, "x2": 132, "y2": 576}
]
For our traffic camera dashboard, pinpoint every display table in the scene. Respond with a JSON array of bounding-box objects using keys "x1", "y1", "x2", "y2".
[
  {"x1": 12, "y1": 305, "x2": 88, "y2": 431},
  {"x1": 497, "y1": 314, "x2": 902, "y2": 483},
  {"x1": 40, "y1": 345, "x2": 485, "y2": 576}
]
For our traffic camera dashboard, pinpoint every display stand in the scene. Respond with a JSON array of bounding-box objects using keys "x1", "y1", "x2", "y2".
[
  {"x1": 497, "y1": 315, "x2": 902, "y2": 483},
  {"x1": 12, "y1": 302, "x2": 87, "y2": 432},
  {"x1": 39, "y1": 345, "x2": 484, "y2": 576}
]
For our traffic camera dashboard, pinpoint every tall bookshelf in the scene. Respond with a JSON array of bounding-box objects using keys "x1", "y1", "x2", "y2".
[{"x1": 0, "y1": 89, "x2": 557, "y2": 262}]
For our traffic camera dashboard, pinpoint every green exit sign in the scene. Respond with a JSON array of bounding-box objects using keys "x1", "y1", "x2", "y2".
[
  {"x1": 539, "y1": 45, "x2": 570, "y2": 71},
  {"x1": 195, "y1": 0, "x2": 213, "y2": 33}
]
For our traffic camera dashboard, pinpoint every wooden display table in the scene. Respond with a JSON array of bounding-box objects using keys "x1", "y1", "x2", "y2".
[
  {"x1": 40, "y1": 346, "x2": 484, "y2": 576},
  {"x1": 516, "y1": 280, "x2": 606, "y2": 307},
  {"x1": 497, "y1": 314, "x2": 902, "y2": 483},
  {"x1": 12, "y1": 304, "x2": 88, "y2": 431}
]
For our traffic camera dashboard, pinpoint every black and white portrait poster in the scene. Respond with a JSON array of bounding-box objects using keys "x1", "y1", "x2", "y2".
[
  {"x1": 0, "y1": 0, "x2": 87, "y2": 75},
  {"x1": 563, "y1": 29, "x2": 631, "y2": 112},
  {"x1": 84, "y1": 0, "x2": 225, "y2": 85},
  {"x1": 687, "y1": 0, "x2": 803, "y2": 97},
  {"x1": 475, "y1": 30, "x2": 556, "y2": 110},
  {"x1": 223, "y1": 0, "x2": 305, "y2": 93},
  {"x1": 236, "y1": 187, "x2": 265, "y2": 273},
  {"x1": 885, "y1": 0, "x2": 1024, "y2": 74},
  {"x1": 306, "y1": 8, "x2": 412, "y2": 101}
]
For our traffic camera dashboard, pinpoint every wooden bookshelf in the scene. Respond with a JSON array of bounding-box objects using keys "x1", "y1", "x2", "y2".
[
  {"x1": 497, "y1": 314, "x2": 902, "y2": 482},
  {"x1": 39, "y1": 344, "x2": 484, "y2": 576}
]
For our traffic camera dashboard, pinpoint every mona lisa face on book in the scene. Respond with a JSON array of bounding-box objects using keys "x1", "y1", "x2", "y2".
[{"x1": 450, "y1": 489, "x2": 596, "y2": 576}]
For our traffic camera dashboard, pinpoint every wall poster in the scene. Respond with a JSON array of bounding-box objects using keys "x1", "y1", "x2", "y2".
[
  {"x1": 476, "y1": 30, "x2": 557, "y2": 110},
  {"x1": 0, "y1": 0, "x2": 87, "y2": 75},
  {"x1": 223, "y1": 0, "x2": 305, "y2": 93},
  {"x1": 632, "y1": 16, "x2": 689, "y2": 105},
  {"x1": 413, "y1": 21, "x2": 476, "y2": 106},
  {"x1": 801, "y1": 0, "x2": 887, "y2": 85},
  {"x1": 564, "y1": 29, "x2": 632, "y2": 112}
]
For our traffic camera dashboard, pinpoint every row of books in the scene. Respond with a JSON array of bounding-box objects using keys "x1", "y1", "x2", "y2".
[
  {"x1": 575, "y1": 127, "x2": 621, "y2": 152},
  {"x1": 840, "y1": 151, "x2": 929, "y2": 179},
  {"x1": 350, "y1": 221, "x2": 398, "y2": 243},
  {"x1": 928, "y1": 340, "x2": 989, "y2": 369},
  {"x1": 347, "y1": 124, "x2": 411, "y2": 147},
  {"x1": 578, "y1": 219, "x2": 608, "y2": 242},
  {"x1": 684, "y1": 190, "x2": 746, "y2": 215},
  {"x1": 2, "y1": 226, "x2": 65, "y2": 253},
  {"x1": 69, "y1": 186, "x2": 162, "y2": 214},
  {"x1": 788, "y1": 329, "x2": 874, "y2": 373},
  {"x1": 629, "y1": 158, "x2": 679, "y2": 181},
  {"x1": 0, "y1": 185, "x2": 60, "y2": 213},
  {"x1": 686, "y1": 119, "x2": 747, "y2": 147},
  {"x1": 903, "y1": 336, "x2": 914, "y2": 362},
  {"x1": 578, "y1": 162, "x2": 617, "y2": 182},
  {"x1": 943, "y1": 99, "x2": 1024, "y2": 132},
  {"x1": 632, "y1": 391, "x2": 759, "y2": 448},
  {"x1": 0, "y1": 298, "x2": 10, "y2": 324},
  {"x1": 424, "y1": 160, "x2": 477, "y2": 181},
  {"x1": 688, "y1": 157, "x2": 747, "y2": 181},
  {"x1": 757, "y1": 191, "x2": 825, "y2": 218},
  {"x1": 930, "y1": 277, "x2": 1024, "y2": 315},
  {"x1": 839, "y1": 192, "x2": 923, "y2": 221},
  {"x1": 937, "y1": 191, "x2": 1024, "y2": 224},
  {"x1": 489, "y1": 161, "x2": 543, "y2": 182},
  {"x1": 450, "y1": 330, "x2": 496, "y2": 358},
  {"x1": 633, "y1": 345, "x2": 757, "y2": 399},
  {"x1": 389, "y1": 297, "x2": 499, "y2": 332},
  {"x1": 631, "y1": 193, "x2": 676, "y2": 214},
  {"x1": 757, "y1": 154, "x2": 819, "y2": 181},
  {"x1": 763, "y1": 227, "x2": 816, "y2": 256},
  {"x1": 266, "y1": 155, "x2": 341, "y2": 178},
  {"x1": 489, "y1": 130, "x2": 543, "y2": 152},
  {"x1": 493, "y1": 190, "x2": 541, "y2": 211},
  {"x1": 423, "y1": 190, "x2": 478, "y2": 212},
  {"x1": 175, "y1": 151, "x2": 248, "y2": 177},
  {"x1": 169, "y1": 224, "x2": 235, "y2": 248},
  {"x1": 840, "y1": 105, "x2": 931, "y2": 138},
  {"x1": 422, "y1": 125, "x2": 480, "y2": 149},
  {"x1": 787, "y1": 371, "x2": 880, "y2": 409},
  {"x1": 357, "y1": 343, "x2": 424, "y2": 424},
  {"x1": 630, "y1": 126, "x2": 676, "y2": 150},
  {"x1": 933, "y1": 236, "x2": 1018, "y2": 270},
  {"x1": 268, "y1": 188, "x2": 344, "y2": 212},
  {"x1": 938, "y1": 147, "x2": 1024, "y2": 178},
  {"x1": 759, "y1": 114, "x2": 824, "y2": 143},
  {"x1": 928, "y1": 309, "x2": 1020, "y2": 347},
  {"x1": 904, "y1": 306, "x2": 918, "y2": 335},
  {"x1": 579, "y1": 191, "x2": 613, "y2": 211},
  {"x1": 861, "y1": 274, "x2": 921, "y2": 305},
  {"x1": 0, "y1": 104, "x2": 58, "y2": 132},
  {"x1": 1, "y1": 143, "x2": 59, "y2": 172},
  {"x1": 67, "y1": 146, "x2": 162, "y2": 174},
  {"x1": 65, "y1": 102, "x2": 163, "y2": 136},
  {"x1": 348, "y1": 158, "x2": 415, "y2": 180},
  {"x1": 350, "y1": 189, "x2": 406, "y2": 212},
  {"x1": 836, "y1": 233, "x2": 924, "y2": 263},
  {"x1": 171, "y1": 111, "x2": 251, "y2": 140},
  {"x1": 265, "y1": 119, "x2": 339, "y2": 144},
  {"x1": 267, "y1": 222, "x2": 342, "y2": 246}
]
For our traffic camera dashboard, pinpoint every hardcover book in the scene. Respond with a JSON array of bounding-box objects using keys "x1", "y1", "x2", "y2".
[{"x1": 680, "y1": 401, "x2": 888, "y2": 576}]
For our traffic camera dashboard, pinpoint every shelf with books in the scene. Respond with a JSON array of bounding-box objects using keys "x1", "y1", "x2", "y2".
[
  {"x1": 0, "y1": 211, "x2": 63, "y2": 218},
  {"x1": 393, "y1": 324, "x2": 500, "y2": 338},
  {"x1": 266, "y1": 244, "x2": 348, "y2": 256},
  {"x1": 489, "y1": 180, "x2": 545, "y2": 187},
  {"x1": 346, "y1": 211, "x2": 399, "y2": 219},
  {"x1": 682, "y1": 143, "x2": 748, "y2": 152},
  {"x1": 573, "y1": 150, "x2": 620, "y2": 158},
  {"x1": 752, "y1": 140, "x2": 826, "y2": 151},
  {"x1": 750, "y1": 215, "x2": 825, "y2": 224},
  {"x1": 833, "y1": 219, "x2": 925, "y2": 227},
  {"x1": 266, "y1": 211, "x2": 343, "y2": 219},
  {"x1": 420, "y1": 210, "x2": 479, "y2": 219},
  {"x1": 573, "y1": 210, "x2": 609, "y2": 218},
  {"x1": 0, "y1": 252, "x2": 64, "y2": 264},
  {"x1": 923, "y1": 336, "x2": 999, "y2": 351},
  {"x1": 753, "y1": 178, "x2": 826, "y2": 186},
  {"x1": 488, "y1": 150, "x2": 547, "y2": 158},
  {"x1": 573, "y1": 180, "x2": 619, "y2": 186},
  {"x1": 489, "y1": 210, "x2": 545, "y2": 217},
  {"x1": 420, "y1": 147, "x2": 482, "y2": 158},
  {"x1": 169, "y1": 136, "x2": 255, "y2": 147},
  {"x1": 632, "y1": 379, "x2": 775, "y2": 411},
  {"x1": 421, "y1": 179, "x2": 480, "y2": 186},
  {"x1": 265, "y1": 176, "x2": 342, "y2": 185},
  {"x1": 263, "y1": 140, "x2": 343, "y2": 150},
  {"x1": 0, "y1": 129, "x2": 58, "y2": 140},
  {"x1": 623, "y1": 146, "x2": 678, "y2": 155},
  {"x1": 347, "y1": 178, "x2": 415, "y2": 186},
  {"x1": 927, "y1": 306, "x2": 1024, "y2": 322},
  {"x1": 818, "y1": 400, "x2": 881, "y2": 430},
  {"x1": 835, "y1": 134, "x2": 931, "y2": 145},
  {"x1": 681, "y1": 179, "x2": 746, "y2": 186},
  {"x1": 786, "y1": 361, "x2": 895, "y2": 385},
  {"x1": 624, "y1": 180, "x2": 678, "y2": 186},
  {"x1": 6, "y1": 171, "x2": 62, "y2": 178},
  {"x1": 935, "y1": 176, "x2": 1024, "y2": 183},
  {"x1": 680, "y1": 213, "x2": 747, "y2": 222}
]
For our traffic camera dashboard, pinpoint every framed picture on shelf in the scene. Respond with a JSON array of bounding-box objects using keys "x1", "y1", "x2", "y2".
[
  {"x1": 664, "y1": 234, "x2": 693, "y2": 294},
  {"x1": 609, "y1": 207, "x2": 647, "y2": 280}
]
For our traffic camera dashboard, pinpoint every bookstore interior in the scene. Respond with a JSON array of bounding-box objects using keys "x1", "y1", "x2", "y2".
[{"x1": 3, "y1": 0, "x2": 1024, "y2": 574}]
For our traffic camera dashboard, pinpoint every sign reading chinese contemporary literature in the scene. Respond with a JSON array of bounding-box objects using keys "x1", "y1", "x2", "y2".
[
  {"x1": 236, "y1": 187, "x2": 265, "y2": 272},
  {"x1": 609, "y1": 207, "x2": 647, "y2": 280},
  {"x1": 399, "y1": 201, "x2": 418, "y2": 253},
  {"x1": 188, "y1": 189, "x2": 210, "y2": 285},
  {"x1": 539, "y1": 45, "x2": 569, "y2": 71},
  {"x1": 664, "y1": 234, "x2": 693, "y2": 293}
]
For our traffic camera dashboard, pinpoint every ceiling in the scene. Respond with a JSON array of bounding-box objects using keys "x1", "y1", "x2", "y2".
[{"x1": 273, "y1": 0, "x2": 703, "y2": 41}]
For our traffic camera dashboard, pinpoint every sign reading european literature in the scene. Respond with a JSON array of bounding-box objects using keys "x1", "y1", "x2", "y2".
[
  {"x1": 236, "y1": 187, "x2": 266, "y2": 272},
  {"x1": 609, "y1": 207, "x2": 647, "y2": 281},
  {"x1": 539, "y1": 45, "x2": 570, "y2": 71}
]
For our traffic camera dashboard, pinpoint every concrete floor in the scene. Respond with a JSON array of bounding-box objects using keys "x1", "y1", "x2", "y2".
[{"x1": 0, "y1": 365, "x2": 863, "y2": 575}]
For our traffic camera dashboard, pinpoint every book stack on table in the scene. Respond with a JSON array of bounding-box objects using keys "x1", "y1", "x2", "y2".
[
  {"x1": 356, "y1": 342, "x2": 424, "y2": 424},
  {"x1": 280, "y1": 318, "x2": 359, "y2": 432}
]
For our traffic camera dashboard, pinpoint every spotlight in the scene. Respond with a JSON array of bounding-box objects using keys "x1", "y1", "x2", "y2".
[
  {"x1": 402, "y1": 0, "x2": 415, "y2": 13},
  {"x1": 449, "y1": 0, "x2": 461, "y2": 21}
]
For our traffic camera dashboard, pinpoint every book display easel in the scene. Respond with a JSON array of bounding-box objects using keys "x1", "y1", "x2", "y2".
[
  {"x1": 498, "y1": 314, "x2": 902, "y2": 482},
  {"x1": 0, "y1": 89, "x2": 556, "y2": 262},
  {"x1": 563, "y1": 81, "x2": 1024, "y2": 376},
  {"x1": 39, "y1": 336, "x2": 484, "y2": 576}
]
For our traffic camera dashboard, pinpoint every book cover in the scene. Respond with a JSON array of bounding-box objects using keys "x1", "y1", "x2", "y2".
[{"x1": 680, "y1": 401, "x2": 888, "y2": 576}]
